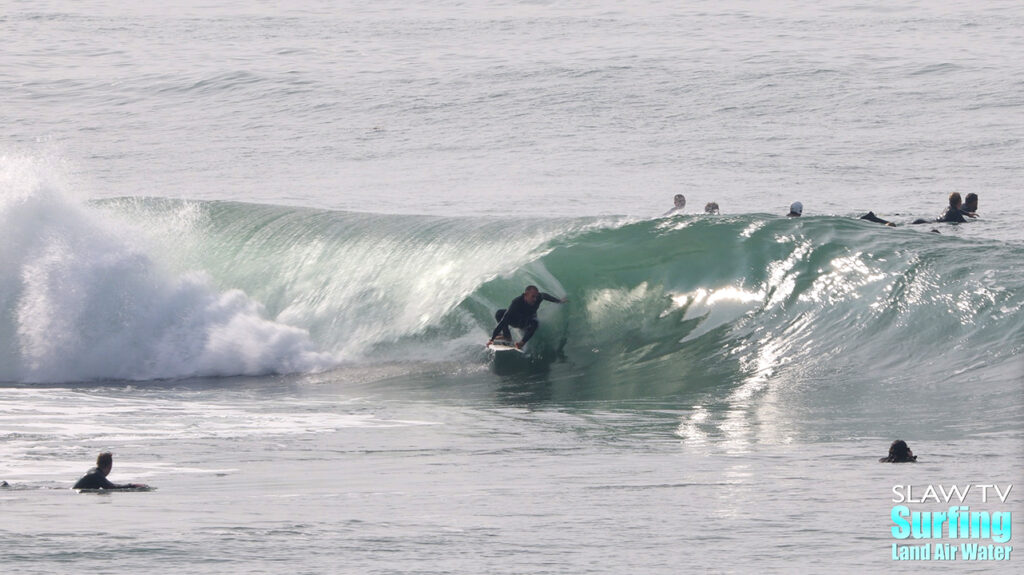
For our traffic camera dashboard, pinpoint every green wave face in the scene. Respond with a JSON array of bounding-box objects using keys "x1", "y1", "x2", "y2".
[
  {"x1": 107, "y1": 200, "x2": 1024, "y2": 389},
  {"x1": 4, "y1": 191, "x2": 1023, "y2": 406}
]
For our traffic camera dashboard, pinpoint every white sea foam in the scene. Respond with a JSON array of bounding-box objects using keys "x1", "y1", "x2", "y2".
[{"x1": 1, "y1": 155, "x2": 336, "y2": 382}]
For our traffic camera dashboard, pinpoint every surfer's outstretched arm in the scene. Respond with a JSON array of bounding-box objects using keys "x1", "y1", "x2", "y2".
[{"x1": 540, "y1": 292, "x2": 567, "y2": 304}]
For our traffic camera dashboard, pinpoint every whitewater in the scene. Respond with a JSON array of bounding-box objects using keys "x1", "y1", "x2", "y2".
[{"x1": 2, "y1": 1, "x2": 1022, "y2": 573}]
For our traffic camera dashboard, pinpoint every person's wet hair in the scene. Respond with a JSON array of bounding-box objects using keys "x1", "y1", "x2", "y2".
[
  {"x1": 963, "y1": 193, "x2": 978, "y2": 211},
  {"x1": 880, "y1": 440, "x2": 917, "y2": 463},
  {"x1": 96, "y1": 452, "x2": 113, "y2": 468}
]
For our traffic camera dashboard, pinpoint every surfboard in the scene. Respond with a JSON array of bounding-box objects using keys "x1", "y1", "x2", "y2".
[
  {"x1": 487, "y1": 340, "x2": 524, "y2": 353},
  {"x1": 74, "y1": 486, "x2": 155, "y2": 493}
]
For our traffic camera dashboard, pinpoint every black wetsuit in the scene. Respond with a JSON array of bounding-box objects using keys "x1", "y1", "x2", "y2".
[
  {"x1": 492, "y1": 292, "x2": 561, "y2": 344},
  {"x1": 73, "y1": 468, "x2": 132, "y2": 490},
  {"x1": 911, "y1": 206, "x2": 967, "y2": 225},
  {"x1": 939, "y1": 206, "x2": 967, "y2": 223},
  {"x1": 860, "y1": 211, "x2": 892, "y2": 225}
]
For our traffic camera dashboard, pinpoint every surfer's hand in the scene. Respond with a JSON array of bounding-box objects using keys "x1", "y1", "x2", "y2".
[
  {"x1": 515, "y1": 341, "x2": 524, "y2": 350},
  {"x1": 560, "y1": 297, "x2": 568, "y2": 303},
  {"x1": 486, "y1": 339, "x2": 493, "y2": 346}
]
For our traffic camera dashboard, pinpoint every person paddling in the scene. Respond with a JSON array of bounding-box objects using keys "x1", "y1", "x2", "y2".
[{"x1": 73, "y1": 452, "x2": 148, "y2": 490}]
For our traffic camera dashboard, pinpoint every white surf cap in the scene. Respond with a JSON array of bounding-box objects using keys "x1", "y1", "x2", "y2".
[{"x1": 790, "y1": 201, "x2": 803, "y2": 215}]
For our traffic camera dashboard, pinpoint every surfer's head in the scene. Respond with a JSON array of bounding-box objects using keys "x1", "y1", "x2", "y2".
[
  {"x1": 673, "y1": 194, "x2": 686, "y2": 209},
  {"x1": 524, "y1": 285, "x2": 540, "y2": 304},
  {"x1": 948, "y1": 192, "x2": 962, "y2": 209},
  {"x1": 704, "y1": 202, "x2": 720, "y2": 214},
  {"x1": 883, "y1": 440, "x2": 916, "y2": 463},
  {"x1": 788, "y1": 201, "x2": 803, "y2": 217},
  {"x1": 96, "y1": 452, "x2": 113, "y2": 475},
  {"x1": 963, "y1": 192, "x2": 978, "y2": 212}
]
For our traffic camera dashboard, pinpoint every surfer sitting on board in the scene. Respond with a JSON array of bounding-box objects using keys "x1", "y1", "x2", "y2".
[
  {"x1": 488, "y1": 285, "x2": 567, "y2": 350},
  {"x1": 73, "y1": 452, "x2": 148, "y2": 490}
]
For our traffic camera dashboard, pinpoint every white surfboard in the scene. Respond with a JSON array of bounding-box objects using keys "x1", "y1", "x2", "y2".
[{"x1": 487, "y1": 340, "x2": 525, "y2": 353}]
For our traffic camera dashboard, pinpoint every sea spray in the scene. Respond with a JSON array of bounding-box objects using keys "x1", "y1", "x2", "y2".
[{"x1": 0, "y1": 155, "x2": 334, "y2": 382}]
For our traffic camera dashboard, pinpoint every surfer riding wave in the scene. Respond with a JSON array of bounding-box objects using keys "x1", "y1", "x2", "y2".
[{"x1": 488, "y1": 285, "x2": 567, "y2": 350}]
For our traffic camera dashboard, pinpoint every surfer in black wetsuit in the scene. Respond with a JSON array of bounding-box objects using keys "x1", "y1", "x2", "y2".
[
  {"x1": 911, "y1": 192, "x2": 968, "y2": 225},
  {"x1": 862, "y1": 192, "x2": 979, "y2": 227},
  {"x1": 488, "y1": 285, "x2": 567, "y2": 350},
  {"x1": 73, "y1": 452, "x2": 147, "y2": 490}
]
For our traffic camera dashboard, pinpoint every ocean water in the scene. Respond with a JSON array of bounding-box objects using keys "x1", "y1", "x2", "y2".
[{"x1": 2, "y1": 1, "x2": 1022, "y2": 573}]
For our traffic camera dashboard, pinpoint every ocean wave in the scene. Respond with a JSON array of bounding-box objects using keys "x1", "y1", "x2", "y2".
[{"x1": 2, "y1": 159, "x2": 1022, "y2": 387}]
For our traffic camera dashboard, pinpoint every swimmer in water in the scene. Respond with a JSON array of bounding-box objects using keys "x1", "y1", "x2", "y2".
[
  {"x1": 787, "y1": 201, "x2": 803, "y2": 217},
  {"x1": 960, "y1": 192, "x2": 979, "y2": 218},
  {"x1": 911, "y1": 192, "x2": 967, "y2": 224},
  {"x1": 663, "y1": 194, "x2": 686, "y2": 216},
  {"x1": 879, "y1": 439, "x2": 917, "y2": 463}
]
